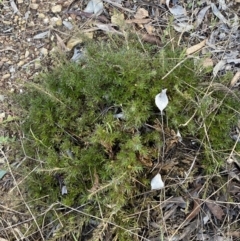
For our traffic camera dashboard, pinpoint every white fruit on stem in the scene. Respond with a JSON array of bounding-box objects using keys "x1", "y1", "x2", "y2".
[
  {"x1": 151, "y1": 173, "x2": 164, "y2": 190},
  {"x1": 155, "y1": 89, "x2": 169, "y2": 114}
]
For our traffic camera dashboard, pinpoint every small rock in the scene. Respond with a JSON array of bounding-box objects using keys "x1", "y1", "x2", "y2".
[
  {"x1": 63, "y1": 20, "x2": 73, "y2": 30},
  {"x1": 25, "y1": 50, "x2": 30, "y2": 58},
  {"x1": 0, "y1": 95, "x2": 5, "y2": 102},
  {"x1": 12, "y1": 215, "x2": 19, "y2": 223},
  {"x1": 2, "y1": 74, "x2": 11, "y2": 79},
  {"x1": 2, "y1": 20, "x2": 11, "y2": 25},
  {"x1": 202, "y1": 58, "x2": 214, "y2": 68},
  {"x1": 55, "y1": 18, "x2": 63, "y2": 26},
  {"x1": 2, "y1": 57, "x2": 9, "y2": 62},
  {"x1": 38, "y1": 13, "x2": 45, "y2": 19},
  {"x1": 9, "y1": 66, "x2": 15, "y2": 73},
  {"x1": 30, "y1": 3, "x2": 39, "y2": 10},
  {"x1": 13, "y1": 16, "x2": 19, "y2": 23},
  {"x1": 28, "y1": 21, "x2": 35, "y2": 27},
  {"x1": 17, "y1": 0, "x2": 23, "y2": 3},
  {"x1": 0, "y1": 112, "x2": 6, "y2": 121},
  {"x1": 35, "y1": 61, "x2": 41, "y2": 69},
  {"x1": 51, "y1": 5, "x2": 62, "y2": 13},
  {"x1": 17, "y1": 60, "x2": 25, "y2": 67},
  {"x1": 50, "y1": 17, "x2": 62, "y2": 26},
  {"x1": 40, "y1": 48, "x2": 48, "y2": 56},
  {"x1": 43, "y1": 18, "x2": 49, "y2": 25},
  {"x1": 50, "y1": 47, "x2": 57, "y2": 53},
  {"x1": 24, "y1": 11, "x2": 30, "y2": 20}
]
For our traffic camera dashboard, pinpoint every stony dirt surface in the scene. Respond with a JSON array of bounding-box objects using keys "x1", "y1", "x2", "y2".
[
  {"x1": 0, "y1": 0, "x2": 73, "y2": 86},
  {"x1": 0, "y1": 0, "x2": 76, "y2": 237}
]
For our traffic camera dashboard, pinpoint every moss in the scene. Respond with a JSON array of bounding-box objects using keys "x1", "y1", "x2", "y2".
[{"x1": 17, "y1": 34, "x2": 239, "y2": 239}]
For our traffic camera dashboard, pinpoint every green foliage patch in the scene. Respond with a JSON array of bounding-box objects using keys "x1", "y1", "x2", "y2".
[{"x1": 18, "y1": 35, "x2": 239, "y2": 239}]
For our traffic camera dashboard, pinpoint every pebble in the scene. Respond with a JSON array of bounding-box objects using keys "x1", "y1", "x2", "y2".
[
  {"x1": 38, "y1": 13, "x2": 45, "y2": 19},
  {"x1": 40, "y1": 48, "x2": 48, "y2": 56},
  {"x1": 2, "y1": 74, "x2": 11, "y2": 79},
  {"x1": 0, "y1": 95, "x2": 5, "y2": 102},
  {"x1": 35, "y1": 61, "x2": 41, "y2": 70},
  {"x1": 17, "y1": 60, "x2": 25, "y2": 67},
  {"x1": 43, "y1": 18, "x2": 49, "y2": 25},
  {"x1": 63, "y1": 20, "x2": 73, "y2": 30},
  {"x1": 2, "y1": 57, "x2": 9, "y2": 62},
  {"x1": 51, "y1": 5, "x2": 62, "y2": 13},
  {"x1": 9, "y1": 66, "x2": 15, "y2": 73},
  {"x1": 14, "y1": 16, "x2": 19, "y2": 23},
  {"x1": 30, "y1": 3, "x2": 39, "y2": 10},
  {"x1": 25, "y1": 50, "x2": 30, "y2": 58},
  {"x1": 50, "y1": 17, "x2": 62, "y2": 26},
  {"x1": 28, "y1": 21, "x2": 35, "y2": 27}
]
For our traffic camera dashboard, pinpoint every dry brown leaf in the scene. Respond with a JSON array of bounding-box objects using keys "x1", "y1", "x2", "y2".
[
  {"x1": 228, "y1": 171, "x2": 240, "y2": 181},
  {"x1": 67, "y1": 32, "x2": 93, "y2": 50},
  {"x1": 179, "y1": 219, "x2": 198, "y2": 240},
  {"x1": 163, "y1": 204, "x2": 178, "y2": 221},
  {"x1": 195, "y1": 6, "x2": 211, "y2": 28},
  {"x1": 211, "y1": 3, "x2": 229, "y2": 26},
  {"x1": 206, "y1": 201, "x2": 224, "y2": 221},
  {"x1": 134, "y1": 8, "x2": 149, "y2": 19},
  {"x1": 166, "y1": 0, "x2": 186, "y2": 16},
  {"x1": 186, "y1": 39, "x2": 207, "y2": 55},
  {"x1": 144, "y1": 24, "x2": 155, "y2": 35},
  {"x1": 141, "y1": 34, "x2": 161, "y2": 46},
  {"x1": 202, "y1": 58, "x2": 214, "y2": 68},
  {"x1": 227, "y1": 231, "x2": 240, "y2": 238},
  {"x1": 111, "y1": 11, "x2": 125, "y2": 26},
  {"x1": 10, "y1": 0, "x2": 20, "y2": 15},
  {"x1": 167, "y1": 196, "x2": 186, "y2": 208},
  {"x1": 161, "y1": 160, "x2": 179, "y2": 172},
  {"x1": 55, "y1": 34, "x2": 68, "y2": 52},
  {"x1": 186, "y1": 198, "x2": 201, "y2": 221},
  {"x1": 213, "y1": 60, "x2": 227, "y2": 77},
  {"x1": 137, "y1": 153, "x2": 153, "y2": 167},
  {"x1": 230, "y1": 71, "x2": 240, "y2": 87}
]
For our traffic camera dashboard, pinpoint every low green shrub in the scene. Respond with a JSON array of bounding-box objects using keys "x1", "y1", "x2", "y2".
[{"x1": 18, "y1": 34, "x2": 239, "y2": 240}]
